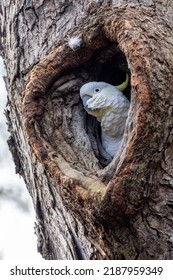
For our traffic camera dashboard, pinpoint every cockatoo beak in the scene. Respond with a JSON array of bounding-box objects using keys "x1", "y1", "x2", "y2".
[{"x1": 82, "y1": 95, "x2": 91, "y2": 110}]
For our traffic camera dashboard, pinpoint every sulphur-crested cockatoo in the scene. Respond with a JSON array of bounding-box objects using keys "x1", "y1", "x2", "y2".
[{"x1": 80, "y1": 74, "x2": 130, "y2": 157}]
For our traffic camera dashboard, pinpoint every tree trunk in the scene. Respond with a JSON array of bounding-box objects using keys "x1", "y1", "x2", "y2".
[{"x1": 1, "y1": 0, "x2": 173, "y2": 260}]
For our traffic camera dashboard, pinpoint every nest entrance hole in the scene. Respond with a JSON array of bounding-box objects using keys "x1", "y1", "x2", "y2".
[{"x1": 41, "y1": 43, "x2": 131, "y2": 181}]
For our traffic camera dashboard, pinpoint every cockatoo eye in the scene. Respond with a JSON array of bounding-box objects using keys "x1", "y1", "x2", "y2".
[{"x1": 94, "y1": 88, "x2": 101, "y2": 93}]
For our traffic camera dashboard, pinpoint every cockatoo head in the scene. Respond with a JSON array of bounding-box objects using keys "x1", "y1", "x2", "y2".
[
  {"x1": 80, "y1": 81, "x2": 125, "y2": 120},
  {"x1": 80, "y1": 81, "x2": 110, "y2": 107}
]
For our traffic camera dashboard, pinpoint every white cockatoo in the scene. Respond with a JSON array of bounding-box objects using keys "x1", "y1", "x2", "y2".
[{"x1": 80, "y1": 74, "x2": 130, "y2": 157}]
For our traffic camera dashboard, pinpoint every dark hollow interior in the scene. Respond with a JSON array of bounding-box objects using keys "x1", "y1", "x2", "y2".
[{"x1": 83, "y1": 43, "x2": 131, "y2": 101}]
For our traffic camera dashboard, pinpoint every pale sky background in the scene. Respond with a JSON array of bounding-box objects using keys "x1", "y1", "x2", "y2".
[{"x1": 0, "y1": 56, "x2": 41, "y2": 260}]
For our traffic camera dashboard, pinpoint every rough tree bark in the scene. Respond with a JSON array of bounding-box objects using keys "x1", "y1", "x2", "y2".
[{"x1": 1, "y1": 0, "x2": 173, "y2": 259}]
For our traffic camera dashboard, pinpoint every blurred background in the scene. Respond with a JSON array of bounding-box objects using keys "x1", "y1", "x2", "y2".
[{"x1": 0, "y1": 56, "x2": 41, "y2": 259}]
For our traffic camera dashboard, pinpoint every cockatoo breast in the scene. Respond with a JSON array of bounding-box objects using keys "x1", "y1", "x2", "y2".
[{"x1": 101, "y1": 96, "x2": 130, "y2": 137}]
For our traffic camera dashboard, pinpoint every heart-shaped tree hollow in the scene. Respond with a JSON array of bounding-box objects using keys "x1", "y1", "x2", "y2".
[{"x1": 23, "y1": 12, "x2": 152, "y2": 221}]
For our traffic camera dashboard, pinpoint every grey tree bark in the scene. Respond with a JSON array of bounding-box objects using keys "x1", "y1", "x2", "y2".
[{"x1": 1, "y1": 0, "x2": 173, "y2": 259}]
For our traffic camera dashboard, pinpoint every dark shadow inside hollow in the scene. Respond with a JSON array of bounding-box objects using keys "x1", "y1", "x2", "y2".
[{"x1": 84, "y1": 43, "x2": 131, "y2": 99}]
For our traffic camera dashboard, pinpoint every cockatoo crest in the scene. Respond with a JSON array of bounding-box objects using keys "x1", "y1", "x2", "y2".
[{"x1": 80, "y1": 76, "x2": 130, "y2": 157}]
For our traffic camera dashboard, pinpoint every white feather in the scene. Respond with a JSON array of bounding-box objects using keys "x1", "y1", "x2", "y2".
[{"x1": 68, "y1": 36, "x2": 82, "y2": 51}]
